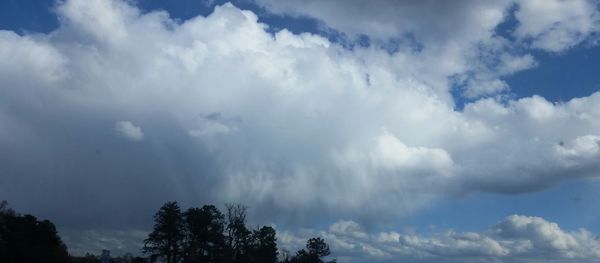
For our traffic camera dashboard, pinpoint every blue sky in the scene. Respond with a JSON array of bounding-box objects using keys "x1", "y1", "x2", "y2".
[{"x1": 1, "y1": 0, "x2": 600, "y2": 262}]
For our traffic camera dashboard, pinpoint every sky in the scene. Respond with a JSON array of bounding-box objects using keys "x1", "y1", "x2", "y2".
[{"x1": 1, "y1": 0, "x2": 600, "y2": 262}]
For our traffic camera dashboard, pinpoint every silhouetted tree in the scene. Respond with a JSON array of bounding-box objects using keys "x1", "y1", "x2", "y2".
[
  {"x1": 182, "y1": 205, "x2": 227, "y2": 263},
  {"x1": 290, "y1": 237, "x2": 335, "y2": 263},
  {"x1": 225, "y1": 204, "x2": 252, "y2": 263},
  {"x1": 250, "y1": 226, "x2": 278, "y2": 263},
  {"x1": 144, "y1": 202, "x2": 185, "y2": 263},
  {"x1": 120, "y1": 202, "x2": 334, "y2": 263},
  {"x1": 0, "y1": 200, "x2": 69, "y2": 263}
]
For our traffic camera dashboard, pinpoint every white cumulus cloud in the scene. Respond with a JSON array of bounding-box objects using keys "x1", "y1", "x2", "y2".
[
  {"x1": 115, "y1": 121, "x2": 144, "y2": 141},
  {"x1": 280, "y1": 215, "x2": 600, "y2": 262}
]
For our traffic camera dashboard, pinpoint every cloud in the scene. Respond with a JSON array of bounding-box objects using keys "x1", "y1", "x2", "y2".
[
  {"x1": 280, "y1": 215, "x2": 600, "y2": 263},
  {"x1": 514, "y1": 0, "x2": 600, "y2": 52},
  {"x1": 115, "y1": 121, "x2": 144, "y2": 141},
  {"x1": 0, "y1": 31, "x2": 67, "y2": 83},
  {"x1": 61, "y1": 228, "x2": 148, "y2": 256},
  {"x1": 252, "y1": 0, "x2": 519, "y2": 98},
  {"x1": 188, "y1": 113, "x2": 234, "y2": 137},
  {"x1": 252, "y1": 0, "x2": 600, "y2": 95},
  {"x1": 0, "y1": 0, "x2": 599, "y2": 259}
]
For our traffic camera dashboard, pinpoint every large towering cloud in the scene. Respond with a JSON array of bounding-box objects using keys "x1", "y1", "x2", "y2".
[{"x1": 0, "y1": 0, "x2": 599, "y2": 260}]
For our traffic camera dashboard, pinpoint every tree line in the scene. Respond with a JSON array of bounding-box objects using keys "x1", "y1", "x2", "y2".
[
  {"x1": 0, "y1": 200, "x2": 336, "y2": 263},
  {"x1": 143, "y1": 201, "x2": 336, "y2": 263},
  {"x1": 0, "y1": 200, "x2": 70, "y2": 262}
]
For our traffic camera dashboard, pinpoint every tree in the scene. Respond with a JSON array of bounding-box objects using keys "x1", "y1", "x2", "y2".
[
  {"x1": 250, "y1": 226, "x2": 278, "y2": 263},
  {"x1": 225, "y1": 204, "x2": 252, "y2": 263},
  {"x1": 306, "y1": 238, "x2": 331, "y2": 259},
  {"x1": 144, "y1": 202, "x2": 185, "y2": 263},
  {"x1": 0, "y1": 201, "x2": 69, "y2": 263},
  {"x1": 290, "y1": 237, "x2": 335, "y2": 263},
  {"x1": 182, "y1": 205, "x2": 226, "y2": 263}
]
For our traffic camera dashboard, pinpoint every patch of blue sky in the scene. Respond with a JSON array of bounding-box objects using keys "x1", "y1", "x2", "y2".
[
  {"x1": 506, "y1": 46, "x2": 600, "y2": 102},
  {"x1": 403, "y1": 179, "x2": 600, "y2": 234},
  {"x1": 0, "y1": 0, "x2": 59, "y2": 34}
]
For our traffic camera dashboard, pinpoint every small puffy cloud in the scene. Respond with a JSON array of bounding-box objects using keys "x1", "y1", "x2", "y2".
[
  {"x1": 188, "y1": 113, "x2": 234, "y2": 137},
  {"x1": 370, "y1": 132, "x2": 454, "y2": 173},
  {"x1": 493, "y1": 215, "x2": 577, "y2": 251},
  {"x1": 115, "y1": 121, "x2": 144, "y2": 141}
]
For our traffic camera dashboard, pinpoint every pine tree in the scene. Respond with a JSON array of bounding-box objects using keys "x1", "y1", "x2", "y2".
[
  {"x1": 144, "y1": 202, "x2": 185, "y2": 263},
  {"x1": 182, "y1": 205, "x2": 226, "y2": 263},
  {"x1": 251, "y1": 226, "x2": 278, "y2": 263}
]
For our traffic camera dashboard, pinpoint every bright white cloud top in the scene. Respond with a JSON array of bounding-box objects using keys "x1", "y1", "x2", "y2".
[{"x1": 0, "y1": 0, "x2": 599, "y2": 261}]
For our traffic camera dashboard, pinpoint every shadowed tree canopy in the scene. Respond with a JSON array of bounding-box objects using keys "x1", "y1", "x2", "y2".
[
  {"x1": 251, "y1": 226, "x2": 278, "y2": 263},
  {"x1": 143, "y1": 201, "x2": 185, "y2": 263},
  {"x1": 137, "y1": 202, "x2": 334, "y2": 263},
  {"x1": 183, "y1": 205, "x2": 227, "y2": 263},
  {"x1": 289, "y1": 237, "x2": 336, "y2": 263},
  {"x1": 0, "y1": 200, "x2": 69, "y2": 263},
  {"x1": 225, "y1": 204, "x2": 252, "y2": 263}
]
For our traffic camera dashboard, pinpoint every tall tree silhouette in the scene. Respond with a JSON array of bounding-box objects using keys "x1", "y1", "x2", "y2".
[
  {"x1": 182, "y1": 205, "x2": 227, "y2": 263},
  {"x1": 251, "y1": 226, "x2": 278, "y2": 263},
  {"x1": 144, "y1": 201, "x2": 185, "y2": 263},
  {"x1": 0, "y1": 200, "x2": 69, "y2": 263},
  {"x1": 225, "y1": 204, "x2": 252, "y2": 263}
]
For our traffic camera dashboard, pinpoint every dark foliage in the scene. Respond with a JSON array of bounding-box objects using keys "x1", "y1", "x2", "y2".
[
  {"x1": 0, "y1": 200, "x2": 70, "y2": 263},
  {"x1": 289, "y1": 238, "x2": 336, "y2": 263},
  {"x1": 225, "y1": 204, "x2": 252, "y2": 263},
  {"x1": 144, "y1": 202, "x2": 334, "y2": 263},
  {"x1": 250, "y1": 226, "x2": 278, "y2": 263},
  {"x1": 183, "y1": 205, "x2": 227, "y2": 263},
  {"x1": 143, "y1": 201, "x2": 185, "y2": 263}
]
